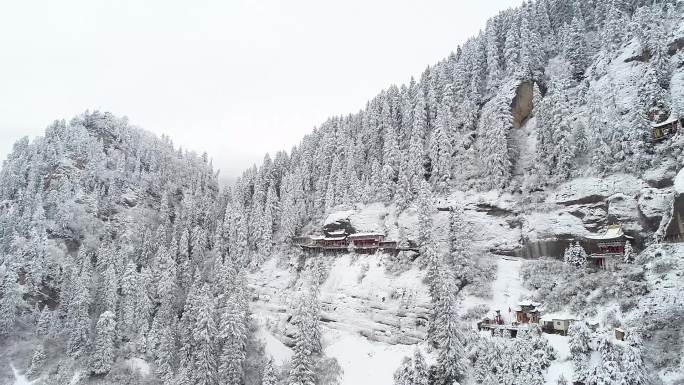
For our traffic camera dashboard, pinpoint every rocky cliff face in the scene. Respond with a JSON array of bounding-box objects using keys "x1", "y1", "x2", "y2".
[
  {"x1": 510, "y1": 81, "x2": 534, "y2": 129},
  {"x1": 249, "y1": 168, "x2": 681, "y2": 348},
  {"x1": 249, "y1": 254, "x2": 431, "y2": 347},
  {"x1": 664, "y1": 168, "x2": 684, "y2": 240}
]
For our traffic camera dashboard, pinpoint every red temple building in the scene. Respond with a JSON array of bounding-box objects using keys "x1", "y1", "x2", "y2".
[
  {"x1": 651, "y1": 117, "x2": 681, "y2": 142},
  {"x1": 347, "y1": 233, "x2": 385, "y2": 249},
  {"x1": 297, "y1": 231, "x2": 413, "y2": 255},
  {"x1": 585, "y1": 224, "x2": 633, "y2": 270},
  {"x1": 515, "y1": 301, "x2": 541, "y2": 324}
]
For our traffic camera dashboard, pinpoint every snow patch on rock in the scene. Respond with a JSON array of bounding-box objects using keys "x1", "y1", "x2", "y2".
[
  {"x1": 544, "y1": 334, "x2": 574, "y2": 385},
  {"x1": 11, "y1": 364, "x2": 34, "y2": 385},
  {"x1": 125, "y1": 358, "x2": 151, "y2": 377},
  {"x1": 460, "y1": 257, "x2": 530, "y2": 321},
  {"x1": 323, "y1": 330, "x2": 424, "y2": 385},
  {"x1": 250, "y1": 253, "x2": 431, "y2": 346},
  {"x1": 552, "y1": 174, "x2": 647, "y2": 205},
  {"x1": 256, "y1": 326, "x2": 293, "y2": 365},
  {"x1": 674, "y1": 168, "x2": 684, "y2": 195},
  {"x1": 323, "y1": 210, "x2": 355, "y2": 227}
]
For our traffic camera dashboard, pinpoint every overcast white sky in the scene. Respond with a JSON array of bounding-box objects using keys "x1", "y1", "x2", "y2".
[{"x1": 0, "y1": 0, "x2": 523, "y2": 183}]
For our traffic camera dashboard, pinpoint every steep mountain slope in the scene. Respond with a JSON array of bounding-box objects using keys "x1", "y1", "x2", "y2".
[
  {"x1": 229, "y1": 0, "x2": 684, "y2": 384},
  {"x1": 1, "y1": 0, "x2": 684, "y2": 384},
  {"x1": 0, "y1": 112, "x2": 265, "y2": 385},
  {"x1": 228, "y1": 0, "x2": 684, "y2": 258}
]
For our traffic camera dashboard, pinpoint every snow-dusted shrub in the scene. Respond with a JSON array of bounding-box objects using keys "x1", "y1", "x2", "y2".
[
  {"x1": 357, "y1": 261, "x2": 369, "y2": 283},
  {"x1": 100, "y1": 360, "x2": 149, "y2": 385},
  {"x1": 521, "y1": 259, "x2": 647, "y2": 315},
  {"x1": 469, "y1": 329, "x2": 551, "y2": 385},
  {"x1": 26, "y1": 344, "x2": 46, "y2": 378},
  {"x1": 462, "y1": 304, "x2": 490, "y2": 321},
  {"x1": 307, "y1": 256, "x2": 331, "y2": 286},
  {"x1": 383, "y1": 251, "x2": 414, "y2": 275},
  {"x1": 464, "y1": 258, "x2": 497, "y2": 298},
  {"x1": 563, "y1": 242, "x2": 587, "y2": 267},
  {"x1": 521, "y1": 258, "x2": 570, "y2": 290},
  {"x1": 623, "y1": 241, "x2": 635, "y2": 263},
  {"x1": 393, "y1": 349, "x2": 429, "y2": 385},
  {"x1": 315, "y1": 356, "x2": 343, "y2": 385},
  {"x1": 602, "y1": 309, "x2": 622, "y2": 329},
  {"x1": 650, "y1": 257, "x2": 677, "y2": 275}
]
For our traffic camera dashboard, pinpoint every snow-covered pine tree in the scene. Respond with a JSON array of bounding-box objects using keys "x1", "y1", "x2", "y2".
[
  {"x1": 602, "y1": 0, "x2": 625, "y2": 53},
  {"x1": 503, "y1": 16, "x2": 520, "y2": 74},
  {"x1": 101, "y1": 263, "x2": 118, "y2": 313},
  {"x1": 153, "y1": 244, "x2": 178, "y2": 307},
  {"x1": 406, "y1": 130, "x2": 425, "y2": 198},
  {"x1": 192, "y1": 284, "x2": 218, "y2": 385},
  {"x1": 262, "y1": 358, "x2": 278, "y2": 385},
  {"x1": 484, "y1": 19, "x2": 502, "y2": 94},
  {"x1": 89, "y1": 310, "x2": 117, "y2": 375},
  {"x1": 392, "y1": 357, "x2": 414, "y2": 385},
  {"x1": 534, "y1": 0, "x2": 556, "y2": 57},
  {"x1": 0, "y1": 267, "x2": 24, "y2": 335},
  {"x1": 155, "y1": 319, "x2": 177, "y2": 383},
  {"x1": 218, "y1": 292, "x2": 248, "y2": 385},
  {"x1": 568, "y1": 321, "x2": 591, "y2": 383},
  {"x1": 477, "y1": 94, "x2": 512, "y2": 190},
  {"x1": 564, "y1": 242, "x2": 588, "y2": 267},
  {"x1": 288, "y1": 288, "x2": 321, "y2": 385},
  {"x1": 471, "y1": 338, "x2": 494, "y2": 383},
  {"x1": 119, "y1": 261, "x2": 138, "y2": 337},
  {"x1": 670, "y1": 71, "x2": 684, "y2": 119},
  {"x1": 26, "y1": 344, "x2": 46, "y2": 378},
  {"x1": 416, "y1": 181, "x2": 434, "y2": 254},
  {"x1": 432, "y1": 267, "x2": 466, "y2": 385},
  {"x1": 589, "y1": 336, "x2": 621, "y2": 385},
  {"x1": 520, "y1": 6, "x2": 544, "y2": 79},
  {"x1": 565, "y1": 15, "x2": 588, "y2": 80},
  {"x1": 260, "y1": 184, "x2": 277, "y2": 257},
  {"x1": 35, "y1": 306, "x2": 53, "y2": 336},
  {"x1": 412, "y1": 349, "x2": 429, "y2": 385},
  {"x1": 66, "y1": 267, "x2": 92, "y2": 357},
  {"x1": 429, "y1": 105, "x2": 452, "y2": 192},
  {"x1": 623, "y1": 240, "x2": 634, "y2": 263},
  {"x1": 395, "y1": 166, "x2": 413, "y2": 210},
  {"x1": 572, "y1": 121, "x2": 588, "y2": 162},
  {"x1": 621, "y1": 332, "x2": 647, "y2": 385},
  {"x1": 381, "y1": 100, "x2": 400, "y2": 202},
  {"x1": 449, "y1": 205, "x2": 474, "y2": 287}
]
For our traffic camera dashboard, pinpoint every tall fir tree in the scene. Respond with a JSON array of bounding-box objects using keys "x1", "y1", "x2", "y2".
[{"x1": 90, "y1": 310, "x2": 117, "y2": 375}]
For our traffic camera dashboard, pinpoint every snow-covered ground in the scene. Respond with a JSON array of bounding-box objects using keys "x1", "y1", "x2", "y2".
[
  {"x1": 125, "y1": 358, "x2": 151, "y2": 377},
  {"x1": 11, "y1": 364, "x2": 34, "y2": 385},
  {"x1": 256, "y1": 326, "x2": 293, "y2": 365},
  {"x1": 460, "y1": 256, "x2": 530, "y2": 322},
  {"x1": 257, "y1": 322, "x2": 422, "y2": 385},
  {"x1": 323, "y1": 329, "x2": 421, "y2": 385},
  {"x1": 675, "y1": 168, "x2": 684, "y2": 194},
  {"x1": 544, "y1": 334, "x2": 574, "y2": 385}
]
